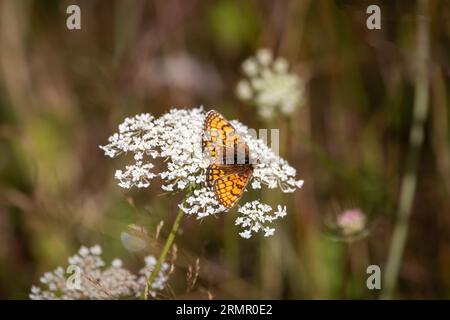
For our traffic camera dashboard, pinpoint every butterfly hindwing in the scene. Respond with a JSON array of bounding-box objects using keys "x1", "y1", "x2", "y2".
[{"x1": 211, "y1": 165, "x2": 253, "y2": 209}]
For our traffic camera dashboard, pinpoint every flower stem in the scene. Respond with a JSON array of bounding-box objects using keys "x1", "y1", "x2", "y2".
[
  {"x1": 144, "y1": 208, "x2": 184, "y2": 300},
  {"x1": 341, "y1": 243, "x2": 351, "y2": 299},
  {"x1": 381, "y1": 0, "x2": 430, "y2": 299}
]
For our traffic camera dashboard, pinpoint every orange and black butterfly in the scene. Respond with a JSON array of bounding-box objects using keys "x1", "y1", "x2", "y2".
[{"x1": 202, "y1": 110, "x2": 254, "y2": 210}]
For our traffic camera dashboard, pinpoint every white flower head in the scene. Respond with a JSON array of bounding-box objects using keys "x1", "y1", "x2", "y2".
[
  {"x1": 111, "y1": 259, "x2": 123, "y2": 268},
  {"x1": 100, "y1": 107, "x2": 303, "y2": 238},
  {"x1": 236, "y1": 48, "x2": 306, "y2": 119},
  {"x1": 90, "y1": 245, "x2": 102, "y2": 255},
  {"x1": 29, "y1": 245, "x2": 171, "y2": 300},
  {"x1": 235, "y1": 201, "x2": 287, "y2": 238}
]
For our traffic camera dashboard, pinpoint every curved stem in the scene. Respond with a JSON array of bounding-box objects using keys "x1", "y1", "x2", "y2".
[
  {"x1": 381, "y1": 0, "x2": 430, "y2": 299},
  {"x1": 144, "y1": 208, "x2": 184, "y2": 300}
]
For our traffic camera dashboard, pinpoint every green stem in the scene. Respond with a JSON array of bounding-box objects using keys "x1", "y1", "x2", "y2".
[
  {"x1": 381, "y1": 0, "x2": 430, "y2": 299},
  {"x1": 144, "y1": 208, "x2": 184, "y2": 300},
  {"x1": 341, "y1": 244, "x2": 351, "y2": 300}
]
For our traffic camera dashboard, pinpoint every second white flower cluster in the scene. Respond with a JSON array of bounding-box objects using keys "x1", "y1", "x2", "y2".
[{"x1": 30, "y1": 245, "x2": 170, "y2": 300}]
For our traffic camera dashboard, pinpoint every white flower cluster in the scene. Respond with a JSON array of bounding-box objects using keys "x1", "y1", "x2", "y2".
[
  {"x1": 101, "y1": 109, "x2": 207, "y2": 191},
  {"x1": 236, "y1": 202, "x2": 287, "y2": 239},
  {"x1": 236, "y1": 48, "x2": 305, "y2": 119},
  {"x1": 100, "y1": 107, "x2": 303, "y2": 238},
  {"x1": 29, "y1": 245, "x2": 170, "y2": 300}
]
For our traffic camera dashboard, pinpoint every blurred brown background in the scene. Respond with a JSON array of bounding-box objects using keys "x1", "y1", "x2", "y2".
[{"x1": 0, "y1": 0, "x2": 449, "y2": 299}]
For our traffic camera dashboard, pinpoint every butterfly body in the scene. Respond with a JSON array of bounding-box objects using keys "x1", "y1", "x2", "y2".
[{"x1": 202, "y1": 110, "x2": 254, "y2": 210}]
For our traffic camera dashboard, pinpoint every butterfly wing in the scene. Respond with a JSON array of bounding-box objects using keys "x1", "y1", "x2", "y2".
[
  {"x1": 202, "y1": 110, "x2": 251, "y2": 165},
  {"x1": 209, "y1": 165, "x2": 253, "y2": 209},
  {"x1": 203, "y1": 110, "x2": 254, "y2": 209},
  {"x1": 206, "y1": 163, "x2": 243, "y2": 187}
]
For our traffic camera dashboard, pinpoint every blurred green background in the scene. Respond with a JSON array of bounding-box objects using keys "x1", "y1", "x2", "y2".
[{"x1": 0, "y1": 0, "x2": 449, "y2": 299}]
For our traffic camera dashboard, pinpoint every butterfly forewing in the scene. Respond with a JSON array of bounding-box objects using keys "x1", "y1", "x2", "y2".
[{"x1": 203, "y1": 110, "x2": 251, "y2": 165}]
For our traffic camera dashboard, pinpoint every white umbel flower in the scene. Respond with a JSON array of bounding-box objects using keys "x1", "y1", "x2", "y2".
[
  {"x1": 236, "y1": 48, "x2": 305, "y2": 119},
  {"x1": 29, "y1": 245, "x2": 171, "y2": 300},
  {"x1": 236, "y1": 202, "x2": 288, "y2": 238},
  {"x1": 100, "y1": 107, "x2": 304, "y2": 238}
]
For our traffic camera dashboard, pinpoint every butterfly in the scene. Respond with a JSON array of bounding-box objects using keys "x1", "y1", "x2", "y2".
[{"x1": 202, "y1": 110, "x2": 254, "y2": 210}]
